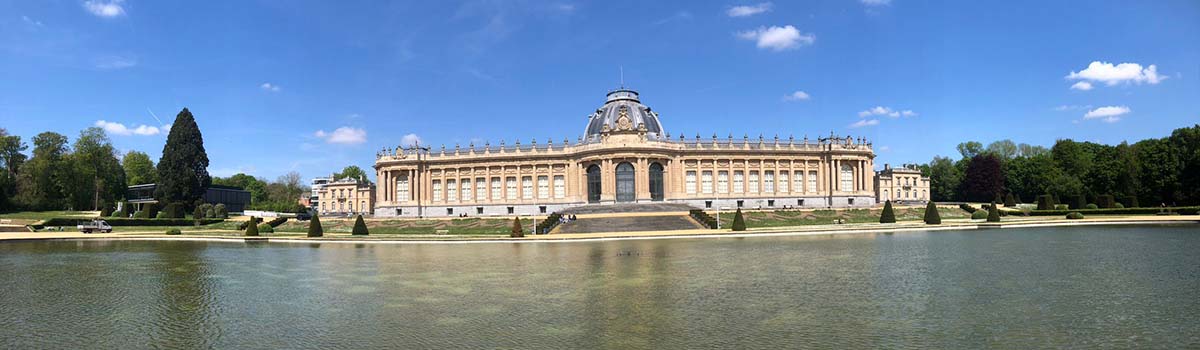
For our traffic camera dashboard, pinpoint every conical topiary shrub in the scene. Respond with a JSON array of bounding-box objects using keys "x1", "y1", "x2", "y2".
[
  {"x1": 510, "y1": 217, "x2": 524, "y2": 238},
  {"x1": 923, "y1": 201, "x2": 941, "y2": 224},
  {"x1": 731, "y1": 208, "x2": 747, "y2": 231},
  {"x1": 351, "y1": 215, "x2": 369, "y2": 235},
  {"x1": 879, "y1": 200, "x2": 896, "y2": 223},
  {"x1": 245, "y1": 216, "x2": 259, "y2": 236},
  {"x1": 1037, "y1": 195, "x2": 1052, "y2": 210},
  {"x1": 1004, "y1": 193, "x2": 1016, "y2": 207},
  {"x1": 308, "y1": 213, "x2": 323, "y2": 237},
  {"x1": 986, "y1": 202, "x2": 1001, "y2": 222}
]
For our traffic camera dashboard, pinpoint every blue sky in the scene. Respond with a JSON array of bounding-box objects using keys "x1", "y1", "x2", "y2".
[{"x1": 2, "y1": 0, "x2": 1198, "y2": 182}]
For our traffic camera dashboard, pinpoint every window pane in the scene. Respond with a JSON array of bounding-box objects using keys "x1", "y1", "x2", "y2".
[
  {"x1": 537, "y1": 175, "x2": 549, "y2": 199},
  {"x1": 764, "y1": 171, "x2": 774, "y2": 193},
  {"x1": 447, "y1": 180, "x2": 457, "y2": 201},
  {"x1": 701, "y1": 171, "x2": 713, "y2": 194},
  {"x1": 749, "y1": 171, "x2": 759, "y2": 193},
  {"x1": 734, "y1": 171, "x2": 744, "y2": 193},
  {"x1": 685, "y1": 171, "x2": 697, "y2": 194},
  {"x1": 522, "y1": 176, "x2": 533, "y2": 199},
  {"x1": 778, "y1": 171, "x2": 789, "y2": 193},
  {"x1": 717, "y1": 171, "x2": 729, "y2": 194},
  {"x1": 553, "y1": 175, "x2": 565, "y2": 199},
  {"x1": 433, "y1": 180, "x2": 442, "y2": 201},
  {"x1": 506, "y1": 177, "x2": 517, "y2": 200}
]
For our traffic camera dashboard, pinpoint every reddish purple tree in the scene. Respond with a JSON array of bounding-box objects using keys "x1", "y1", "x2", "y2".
[{"x1": 961, "y1": 154, "x2": 1005, "y2": 202}]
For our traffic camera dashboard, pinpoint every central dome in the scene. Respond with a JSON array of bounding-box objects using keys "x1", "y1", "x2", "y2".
[{"x1": 583, "y1": 89, "x2": 664, "y2": 143}]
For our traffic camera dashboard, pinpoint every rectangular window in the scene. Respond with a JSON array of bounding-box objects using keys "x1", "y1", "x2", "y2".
[
  {"x1": 685, "y1": 171, "x2": 697, "y2": 194},
  {"x1": 491, "y1": 177, "x2": 502, "y2": 200},
  {"x1": 793, "y1": 171, "x2": 803, "y2": 193},
  {"x1": 537, "y1": 175, "x2": 549, "y2": 199},
  {"x1": 734, "y1": 171, "x2": 744, "y2": 193},
  {"x1": 764, "y1": 171, "x2": 775, "y2": 193},
  {"x1": 808, "y1": 171, "x2": 818, "y2": 192},
  {"x1": 717, "y1": 171, "x2": 729, "y2": 194},
  {"x1": 396, "y1": 173, "x2": 409, "y2": 203},
  {"x1": 476, "y1": 207, "x2": 483, "y2": 215},
  {"x1": 749, "y1": 171, "x2": 759, "y2": 193},
  {"x1": 522, "y1": 176, "x2": 533, "y2": 200},
  {"x1": 841, "y1": 165, "x2": 853, "y2": 191},
  {"x1": 507, "y1": 207, "x2": 514, "y2": 214},
  {"x1": 461, "y1": 179, "x2": 472, "y2": 202},
  {"x1": 506, "y1": 177, "x2": 517, "y2": 200},
  {"x1": 446, "y1": 179, "x2": 457, "y2": 201},
  {"x1": 476, "y1": 178, "x2": 487, "y2": 201},
  {"x1": 778, "y1": 171, "x2": 789, "y2": 193},
  {"x1": 432, "y1": 180, "x2": 442, "y2": 201},
  {"x1": 553, "y1": 175, "x2": 565, "y2": 199},
  {"x1": 701, "y1": 170, "x2": 713, "y2": 194}
]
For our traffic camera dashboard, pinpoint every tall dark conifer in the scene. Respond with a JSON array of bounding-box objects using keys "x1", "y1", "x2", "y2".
[{"x1": 155, "y1": 108, "x2": 210, "y2": 208}]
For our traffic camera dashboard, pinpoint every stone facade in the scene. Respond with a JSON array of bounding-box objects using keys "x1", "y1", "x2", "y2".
[
  {"x1": 372, "y1": 88, "x2": 877, "y2": 217},
  {"x1": 874, "y1": 164, "x2": 930, "y2": 203},
  {"x1": 315, "y1": 177, "x2": 376, "y2": 216}
]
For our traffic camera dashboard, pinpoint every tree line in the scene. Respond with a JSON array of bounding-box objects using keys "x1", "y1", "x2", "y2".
[{"x1": 922, "y1": 124, "x2": 1200, "y2": 207}]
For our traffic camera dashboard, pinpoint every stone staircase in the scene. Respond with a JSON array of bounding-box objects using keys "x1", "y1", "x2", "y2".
[{"x1": 552, "y1": 203, "x2": 706, "y2": 234}]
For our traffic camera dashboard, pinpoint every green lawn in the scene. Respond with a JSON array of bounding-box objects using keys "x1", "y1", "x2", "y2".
[
  {"x1": 717, "y1": 206, "x2": 973, "y2": 228},
  {"x1": 0, "y1": 211, "x2": 97, "y2": 221}
]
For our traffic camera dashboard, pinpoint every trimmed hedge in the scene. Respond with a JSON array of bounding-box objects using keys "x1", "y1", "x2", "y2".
[
  {"x1": 308, "y1": 213, "x2": 323, "y2": 237},
  {"x1": 1096, "y1": 194, "x2": 1116, "y2": 209},
  {"x1": 257, "y1": 223, "x2": 274, "y2": 233},
  {"x1": 1066, "y1": 212, "x2": 1085, "y2": 220},
  {"x1": 165, "y1": 228, "x2": 182, "y2": 235},
  {"x1": 40, "y1": 217, "x2": 224, "y2": 227},
  {"x1": 1084, "y1": 203, "x2": 1099, "y2": 210},
  {"x1": 1070, "y1": 195, "x2": 1087, "y2": 210},
  {"x1": 923, "y1": 201, "x2": 941, "y2": 225},
  {"x1": 959, "y1": 203, "x2": 978, "y2": 213},
  {"x1": 1036, "y1": 195, "x2": 1054, "y2": 210},
  {"x1": 689, "y1": 209, "x2": 719, "y2": 229},
  {"x1": 510, "y1": 217, "x2": 524, "y2": 237},
  {"x1": 732, "y1": 208, "x2": 747, "y2": 231},
  {"x1": 245, "y1": 217, "x2": 259, "y2": 236},
  {"x1": 352, "y1": 215, "x2": 369, "y2": 235},
  {"x1": 986, "y1": 202, "x2": 1001, "y2": 222},
  {"x1": 536, "y1": 213, "x2": 563, "y2": 234},
  {"x1": 1003, "y1": 193, "x2": 1016, "y2": 207},
  {"x1": 971, "y1": 211, "x2": 988, "y2": 220},
  {"x1": 1026, "y1": 207, "x2": 1200, "y2": 216},
  {"x1": 879, "y1": 201, "x2": 896, "y2": 223}
]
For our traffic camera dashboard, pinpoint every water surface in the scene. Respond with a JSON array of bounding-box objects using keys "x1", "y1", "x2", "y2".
[{"x1": 2, "y1": 225, "x2": 1198, "y2": 349}]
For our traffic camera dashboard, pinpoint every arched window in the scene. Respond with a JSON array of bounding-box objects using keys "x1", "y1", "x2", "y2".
[
  {"x1": 649, "y1": 162, "x2": 664, "y2": 201},
  {"x1": 586, "y1": 165, "x2": 601, "y2": 203},
  {"x1": 616, "y1": 162, "x2": 635, "y2": 202}
]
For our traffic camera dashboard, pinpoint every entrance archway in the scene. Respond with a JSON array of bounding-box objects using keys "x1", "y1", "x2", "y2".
[
  {"x1": 616, "y1": 162, "x2": 635, "y2": 202},
  {"x1": 586, "y1": 165, "x2": 601, "y2": 203},
  {"x1": 649, "y1": 162, "x2": 664, "y2": 201}
]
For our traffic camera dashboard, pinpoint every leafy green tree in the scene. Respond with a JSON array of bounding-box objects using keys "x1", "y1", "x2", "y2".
[
  {"x1": 1169, "y1": 125, "x2": 1200, "y2": 204},
  {"x1": 957, "y1": 141, "x2": 984, "y2": 159},
  {"x1": 879, "y1": 200, "x2": 896, "y2": 223},
  {"x1": 731, "y1": 208, "x2": 747, "y2": 231},
  {"x1": 352, "y1": 214, "x2": 368, "y2": 235},
  {"x1": 986, "y1": 139, "x2": 1018, "y2": 160},
  {"x1": 923, "y1": 201, "x2": 941, "y2": 224},
  {"x1": 0, "y1": 129, "x2": 26, "y2": 211},
  {"x1": 122, "y1": 151, "x2": 157, "y2": 186},
  {"x1": 927, "y1": 156, "x2": 961, "y2": 201},
  {"x1": 16, "y1": 132, "x2": 71, "y2": 210},
  {"x1": 1134, "y1": 137, "x2": 1181, "y2": 205},
  {"x1": 334, "y1": 165, "x2": 372, "y2": 184},
  {"x1": 155, "y1": 108, "x2": 211, "y2": 209},
  {"x1": 308, "y1": 213, "x2": 323, "y2": 237},
  {"x1": 69, "y1": 127, "x2": 126, "y2": 210}
]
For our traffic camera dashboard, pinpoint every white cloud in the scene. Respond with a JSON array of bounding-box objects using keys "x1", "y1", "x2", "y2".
[
  {"x1": 1083, "y1": 106, "x2": 1130, "y2": 123},
  {"x1": 1070, "y1": 81, "x2": 1093, "y2": 91},
  {"x1": 728, "y1": 3, "x2": 772, "y2": 17},
  {"x1": 260, "y1": 83, "x2": 281, "y2": 92},
  {"x1": 315, "y1": 127, "x2": 367, "y2": 145},
  {"x1": 858, "y1": 106, "x2": 916, "y2": 118},
  {"x1": 737, "y1": 25, "x2": 815, "y2": 51},
  {"x1": 400, "y1": 133, "x2": 423, "y2": 147},
  {"x1": 22, "y1": 15, "x2": 44, "y2": 27},
  {"x1": 861, "y1": 0, "x2": 891, "y2": 5},
  {"x1": 783, "y1": 90, "x2": 810, "y2": 101},
  {"x1": 849, "y1": 119, "x2": 880, "y2": 128},
  {"x1": 94, "y1": 55, "x2": 136, "y2": 69},
  {"x1": 94, "y1": 120, "x2": 162, "y2": 136},
  {"x1": 1067, "y1": 61, "x2": 1165, "y2": 87},
  {"x1": 83, "y1": 0, "x2": 125, "y2": 18}
]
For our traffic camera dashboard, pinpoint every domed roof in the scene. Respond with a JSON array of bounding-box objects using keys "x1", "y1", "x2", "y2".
[{"x1": 583, "y1": 89, "x2": 664, "y2": 143}]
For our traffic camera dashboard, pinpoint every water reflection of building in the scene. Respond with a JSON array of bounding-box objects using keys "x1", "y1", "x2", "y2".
[{"x1": 373, "y1": 88, "x2": 877, "y2": 217}]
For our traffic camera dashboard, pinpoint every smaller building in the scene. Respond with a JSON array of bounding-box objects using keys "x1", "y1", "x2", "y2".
[
  {"x1": 875, "y1": 164, "x2": 930, "y2": 203},
  {"x1": 126, "y1": 184, "x2": 252, "y2": 212},
  {"x1": 315, "y1": 177, "x2": 376, "y2": 216}
]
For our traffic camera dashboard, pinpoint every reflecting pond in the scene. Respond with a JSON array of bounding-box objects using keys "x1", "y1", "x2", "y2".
[{"x1": 2, "y1": 225, "x2": 1199, "y2": 349}]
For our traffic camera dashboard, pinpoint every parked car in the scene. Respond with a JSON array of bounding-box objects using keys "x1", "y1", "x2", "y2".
[
  {"x1": 77, "y1": 219, "x2": 112, "y2": 233},
  {"x1": 294, "y1": 211, "x2": 312, "y2": 220}
]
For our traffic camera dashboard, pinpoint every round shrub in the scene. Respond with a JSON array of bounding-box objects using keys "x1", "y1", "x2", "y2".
[
  {"x1": 971, "y1": 210, "x2": 989, "y2": 220},
  {"x1": 165, "y1": 228, "x2": 182, "y2": 235},
  {"x1": 134, "y1": 210, "x2": 149, "y2": 219},
  {"x1": 155, "y1": 211, "x2": 167, "y2": 219},
  {"x1": 1085, "y1": 204, "x2": 1099, "y2": 210},
  {"x1": 214, "y1": 203, "x2": 228, "y2": 218},
  {"x1": 257, "y1": 223, "x2": 274, "y2": 233},
  {"x1": 1066, "y1": 212, "x2": 1085, "y2": 220},
  {"x1": 1113, "y1": 202, "x2": 1125, "y2": 209}
]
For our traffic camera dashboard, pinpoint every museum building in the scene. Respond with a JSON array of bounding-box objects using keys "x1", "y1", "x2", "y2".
[{"x1": 372, "y1": 88, "x2": 877, "y2": 217}]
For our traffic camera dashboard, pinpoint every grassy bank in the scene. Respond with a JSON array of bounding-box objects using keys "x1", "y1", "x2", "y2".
[
  {"x1": 273, "y1": 217, "x2": 534, "y2": 235},
  {"x1": 716, "y1": 206, "x2": 972, "y2": 228}
]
